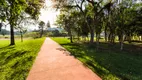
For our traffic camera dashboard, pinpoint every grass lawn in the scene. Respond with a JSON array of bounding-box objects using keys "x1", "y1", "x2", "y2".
[
  {"x1": 0, "y1": 38, "x2": 45, "y2": 80},
  {"x1": 51, "y1": 37, "x2": 142, "y2": 80}
]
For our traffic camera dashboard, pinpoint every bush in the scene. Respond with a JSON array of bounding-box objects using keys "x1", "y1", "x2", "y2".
[
  {"x1": 46, "y1": 30, "x2": 68, "y2": 37},
  {"x1": 24, "y1": 32, "x2": 40, "y2": 39}
]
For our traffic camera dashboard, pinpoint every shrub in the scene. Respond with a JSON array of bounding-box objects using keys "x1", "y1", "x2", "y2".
[{"x1": 24, "y1": 32, "x2": 40, "y2": 39}]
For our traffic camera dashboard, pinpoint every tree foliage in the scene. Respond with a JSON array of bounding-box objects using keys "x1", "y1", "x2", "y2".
[
  {"x1": 54, "y1": 0, "x2": 142, "y2": 50},
  {"x1": 0, "y1": 0, "x2": 45, "y2": 45},
  {"x1": 47, "y1": 21, "x2": 51, "y2": 28},
  {"x1": 39, "y1": 21, "x2": 45, "y2": 38}
]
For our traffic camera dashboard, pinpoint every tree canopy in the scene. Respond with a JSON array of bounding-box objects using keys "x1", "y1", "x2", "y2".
[
  {"x1": 0, "y1": 0, "x2": 45, "y2": 45},
  {"x1": 53, "y1": 0, "x2": 142, "y2": 50}
]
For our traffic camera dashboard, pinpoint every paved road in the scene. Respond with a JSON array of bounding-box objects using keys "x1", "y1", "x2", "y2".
[{"x1": 27, "y1": 38, "x2": 102, "y2": 80}]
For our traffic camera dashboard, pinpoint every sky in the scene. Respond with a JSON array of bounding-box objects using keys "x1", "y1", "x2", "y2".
[
  {"x1": 28, "y1": 0, "x2": 60, "y2": 30},
  {"x1": 39, "y1": 0, "x2": 60, "y2": 27}
]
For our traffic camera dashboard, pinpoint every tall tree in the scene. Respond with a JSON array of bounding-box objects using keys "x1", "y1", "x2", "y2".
[
  {"x1": 39, "y1": 21, "x2": 45, "y2": 38},
  {"x1": 47, "y1": 21, "x2": 51, "y2": 28},
  {"x1": 53, "y1": 0, "x2": 142, "y2": 50},
  {"x1": 0, "y1": 0, "x2": 45, "y2": 45}
]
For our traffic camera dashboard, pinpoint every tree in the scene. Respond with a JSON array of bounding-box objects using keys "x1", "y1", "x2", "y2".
[
  {"x1": 0, "y1": 23, "x2": 2, "y2": 32},
  {"x1": 53, "y1": 0, "x2": 142, "y2": 50},
  {"x1": 0, "y1": 0, "x2": 45, "y2": 45},
  {"x1": 56, "y1": 11, "x2": 74, "y2": 43},
  {"x1": 115, "y1": 0, "x2": 139, "y2": 50},
  {"x1": 47, "y1": 21, "x2": 51, "y2": 28},
  {"x1": 52, "y1": 0, "x2": 91, "y2": 43},
  {"x1": 39, "y1": 21, "x2": 45, "y2": 38},
  {"x1": 16, "y1": 26, "x2": 27, "y2": 42}
]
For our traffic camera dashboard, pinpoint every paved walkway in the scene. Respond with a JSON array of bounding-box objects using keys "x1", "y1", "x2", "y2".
[{"x1": 27, "y1": 38, "x2": 102, "y2": 80}]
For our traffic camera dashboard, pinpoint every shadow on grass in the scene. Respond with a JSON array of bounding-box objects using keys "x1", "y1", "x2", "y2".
[
  {"x1": 0, "y1": 48, "x2": 31, "y2": 65},
  {"x1": 59, "y1": 43, "x2": 111, "y2": 77},
  {"x1": 0, "y1": 46, "x2": 33, "y2": 80},
  {"x1": 0, "y1": 45, "x2": 14, "y2": 50},
  {"x1": 59, "y1": 42, "x2": 142, "y2": 80}
]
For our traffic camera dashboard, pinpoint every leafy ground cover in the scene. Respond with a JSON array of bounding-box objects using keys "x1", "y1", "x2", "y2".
[
  {"x1": 0, "y1": 38, "x2": 45, "y2": 80},
  {"x1": 52, "y1": 37, "x2": 142, "y2": 80}
]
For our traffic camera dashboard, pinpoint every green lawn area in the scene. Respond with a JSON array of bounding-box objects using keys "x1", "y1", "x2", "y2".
[
  {"x1": 0, "y1": 38, "x2": 45, "y2": 80},
  {"x1": 51, "y1": 37, "x2": 142, "y2": 80}
]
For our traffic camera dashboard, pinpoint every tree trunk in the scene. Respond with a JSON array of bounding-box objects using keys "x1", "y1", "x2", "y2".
[
  {"x1": 120, "y1": 34, "x2": 125, "y2": 51},
  {"x1": 111, "y1": 34, "x2": 115, "y2": 44},
  {"x1": 70, "y1": 35, "x2": 73, "y2": 43},
  {"x1": 108, "y1": 32, "x2": 111, "y2": 42},
  {"x1": 10, "y1": 25, "x2": 15, "y2": 45},
  {"x1": 20, "y1": 32, "x2": 23, "y2": 42},
  {"x1": 110, "y1": 33, "x2": 115, "y2": 44},
  {"x1": 127, "y1": 34, "x2": 131, "y2": 43},
  {"x1": 90, "y1": 29, "x2": 94, "y2": 43},
  {"x1": 104, "y1": 26, "x2": 108, "y2": 42},
  {"x1": 120, "y1": 41, "x2": 123, "y2": 50},
  {"x1": 40, "y1": 28, "x2": 43, "y2": 38},
  {"x1": 96, "y1": 33, "x2": 100, "y2": 50},
  {"x1": 68, "y1": 29, "x2": 73, "y2": 43}
]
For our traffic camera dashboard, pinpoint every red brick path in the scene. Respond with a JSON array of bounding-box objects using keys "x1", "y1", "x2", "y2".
[{"x1": 27, "y1": 38, "x2": 102, "y2": 80}]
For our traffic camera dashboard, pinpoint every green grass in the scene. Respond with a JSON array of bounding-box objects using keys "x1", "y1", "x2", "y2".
[
  {"x1": 0, "y1": 35, "x2": 10, "y2": 38},
  {"x1": 51, "y1": 37, "x2": 142, "y2": 80},
  {"x1": 0, "y1": 38, "x2": 45, "y2": 80}
]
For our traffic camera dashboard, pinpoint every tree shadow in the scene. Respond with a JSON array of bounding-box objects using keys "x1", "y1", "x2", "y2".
[
  {"x1": 59, "y1": 42, "x2": 142, "y2": 80},
  {"x1": 0, "y1": 48, "x2": 33, "y2": 80},
  {"x1": 0, "y1": 45, "x2": 14, "y2": 50},
  {"x1": 0, "y1": 50, "x2": 31, "y2": 65}
]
